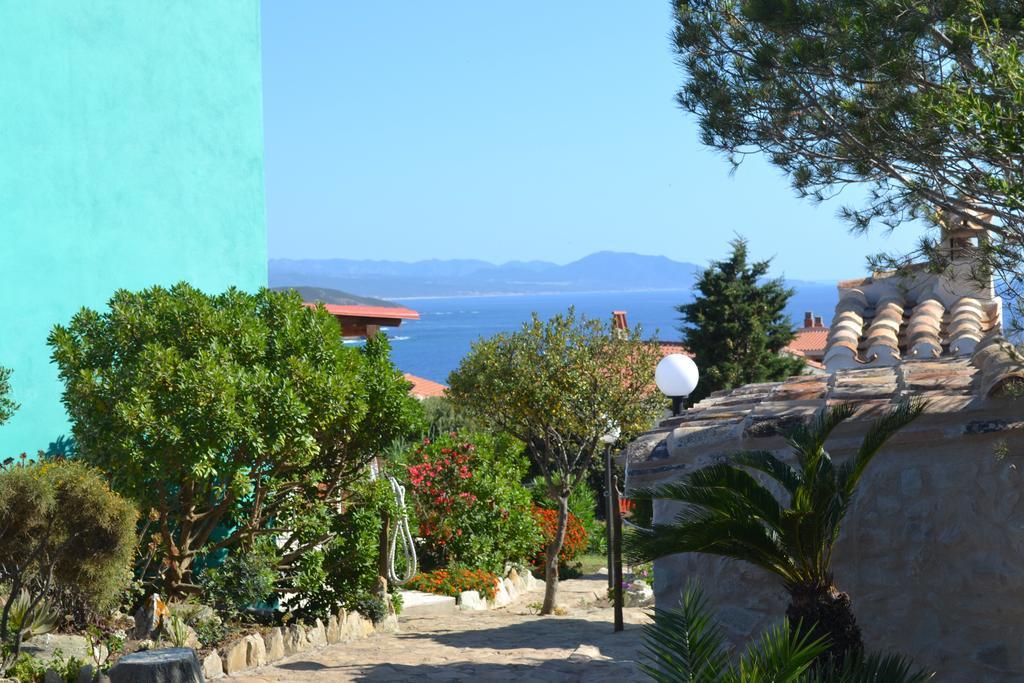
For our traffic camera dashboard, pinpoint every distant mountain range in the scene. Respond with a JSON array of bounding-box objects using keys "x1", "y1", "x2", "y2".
[
  {"x1": 270, "y1": 285, "x2": 401, "y2": 308},
  {"x1": 270, "y1": 251, "x2": 716, "y2": 298}
]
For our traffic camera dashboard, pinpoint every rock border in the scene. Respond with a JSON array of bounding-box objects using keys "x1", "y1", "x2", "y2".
[
  {"x1": 199, "y1": 607, "x2": 396, "y2": 679},
  {"x1": 457, "y1": 567, "x2": 543, "y2": 611}
]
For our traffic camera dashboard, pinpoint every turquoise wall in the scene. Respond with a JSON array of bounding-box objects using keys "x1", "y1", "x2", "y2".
[{"x1": 0, "y1": 2, "x2": 267, "y2": 456}]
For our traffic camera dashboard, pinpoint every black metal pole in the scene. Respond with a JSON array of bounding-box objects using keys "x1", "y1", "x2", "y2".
[
  {"x1": 612, "y1": 473, "x2": 624, "y2": 632},
  {"x1": 605, "y1": 443, "x2": 613, "y2": 591},
  {"x1": 671, "y1": 395, "x2": 683, "y2": 416}
]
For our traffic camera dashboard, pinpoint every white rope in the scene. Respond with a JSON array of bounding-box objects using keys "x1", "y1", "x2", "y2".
[
  {"x1": 368, "y1": 459, "x2": 417, "y2": 585},
  {"x1": 385, "y1": 474, "x2": 417, "y2": 585}
]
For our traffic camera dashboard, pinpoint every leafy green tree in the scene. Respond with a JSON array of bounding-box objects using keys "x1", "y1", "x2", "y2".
[
  {"x1": 0, "y1": 366, "x2": 17, "y2": 429},
  {"x1": 641, "y1": 583, "x2": 933, "y2": 683},
  {"x1": 670, "y1": 0, "x2": 1024, "y2": 324},
  {"x1": 49, "y1": 284, "x2": 421, "y2": 597},
  {"x1": 627, "y1": 400, "x2": 924, "y2": 666},
  {"x1": 448, "y1": 309, "x2": 664, "y2": 614},
  {"x1": 679, "y1": 238, "x2": 805, "y2": 404}
]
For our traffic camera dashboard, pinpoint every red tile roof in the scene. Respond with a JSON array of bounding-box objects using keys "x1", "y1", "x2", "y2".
[
  {"x1": 785, "y1": 328, "x2": 830, "y2": 354},
  {"x1": 404, "y1": 373, "x2": 448, "y2": 399},
  {"x1": 656, "y1": 332, "x2": 826, "y2": 371},
  {"x1": 310, "y1": 303, "x2": 420, "y2": 320}
]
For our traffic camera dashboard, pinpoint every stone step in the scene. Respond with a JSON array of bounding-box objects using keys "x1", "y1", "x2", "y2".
[{"x1": 398, "y1": 590, "x2": 457, "y2": 618}]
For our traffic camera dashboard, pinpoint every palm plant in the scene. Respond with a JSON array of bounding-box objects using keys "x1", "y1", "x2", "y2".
[
  {"x1": 642, "y1": 583, "x2": 933, "y2": 683},
  {"x1": 627, "y1": 400, "x2": 925, "y2": 665}
]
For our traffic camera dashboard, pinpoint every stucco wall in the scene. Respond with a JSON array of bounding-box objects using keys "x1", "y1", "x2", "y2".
[
  {"x1": 0, "y1": 2, "x2": 267, "y2": 456},
  {"x1": 650, "y1": 402, "x2": 1024, "y2": 682}
]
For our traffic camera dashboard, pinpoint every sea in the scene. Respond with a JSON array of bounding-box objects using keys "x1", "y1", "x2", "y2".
[{"x1": 377, "y1": 288, "x2": 837, "y2": 384}]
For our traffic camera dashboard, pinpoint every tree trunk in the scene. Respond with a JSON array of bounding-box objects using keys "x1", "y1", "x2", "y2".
[
  {"x1": 786, "y1": 581, "x2": 863, "y2": 667},
  {"x1": 540, "y1": 495, "x2": 570, "y2": 615}
]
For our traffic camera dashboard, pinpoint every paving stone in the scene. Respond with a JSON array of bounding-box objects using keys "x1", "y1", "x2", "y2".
[{"x1": 227, "y1": 576, "x2": 647, "y2": 683}]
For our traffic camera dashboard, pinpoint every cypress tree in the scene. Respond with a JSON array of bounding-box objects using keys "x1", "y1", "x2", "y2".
[{"x1": 678, "y1": 238, "x2": 806, "y2": 403}]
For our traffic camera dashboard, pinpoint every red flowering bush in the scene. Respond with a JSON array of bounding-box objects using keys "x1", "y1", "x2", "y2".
[
  {"x1": 530, "y1": 505, "x2": 589, "y2": 568},
  {"x1": 407, "y1": 566, "x2": 499, "y2": 600},
  {"x1": 404, "y1": 433, "x2": 540, "y2": 573}
]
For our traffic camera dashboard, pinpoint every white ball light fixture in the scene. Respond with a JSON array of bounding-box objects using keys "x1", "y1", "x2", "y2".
[{"x1": 655, "y1": 354, "x2": 699, "y2": 415}]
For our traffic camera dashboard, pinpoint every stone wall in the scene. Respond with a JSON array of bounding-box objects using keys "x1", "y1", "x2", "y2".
[{"x1": 650, "y1": 405, "x2": 1024, "y2": 682}]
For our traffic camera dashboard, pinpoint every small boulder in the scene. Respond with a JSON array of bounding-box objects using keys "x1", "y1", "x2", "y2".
[
  {"x1": 75, "y1": 665, "x2": 95, "y2": 683},
  {"x1": 624, "y1": 579, "x2": 654, "y2": 607},
  {"x1": 503, "y1": 577, "x2": 520, "y2": 601},
  {"x1": 507, "y1": 568, "x2": 525, "y2": 593},
  {"x1": 283, "y1": 623, "x2": 306, "y2": 655},
  {"x1": 489, "y1": 578, "x2": 511, "y2": 608},
  {"x1": 326, "y1": 616, "x2": 341, "y2": 644},
  {"x1": 201, "y1": 650, "x2": 223, "y2": 679},
  {"x1": 245, "y1": 633, "x2": 267, "y2": 668},
  {"x1": 109, "y1": 648, "x2": 203, "y2": 683},
  {"x1": 43, "y1": 671, "x2": 62, "y2": 683},
  {"x1": 263, "y1": 627, "x2": 285, "y2": 661},
  {"x1": 222, "y1": 638, "x2": 248, "y2": 674},
  {"x1": 306, "y1": 618, "x2": 327, "y2": 647},
  {"x1": 458, "y1": 590, "x2": 487, "y2": 611}
]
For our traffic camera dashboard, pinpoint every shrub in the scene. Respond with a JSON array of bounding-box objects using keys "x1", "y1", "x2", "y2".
[
  {"x1": 199, "y1": 538, "x2": 278, "y2": 620},
  {"x1": 531, "y1": 478, "x2": 605, "y2": 555},
  {"x1": 49, "y1": 285, "x2": 422, "y2": 597},
  {"x1": 406, "y1": 567, "x2": 499, "y2": 601},
  {"x1": 530, "y1": 505, "x2": 588, "y2": 571},
  {"x1": 348, "y1": 594, "x2": 389, "y2": 624},
  {"x1": 404, "y1": 433, "x2": 540, "y2": 573},
  {"x1": 285, "y1": 476, "x2": 398, "y2": 619},
  {"x1": 0, "y1": 366, "x2": 17, "y2": 428},
  {"x1": 0, "y1": 458, "x2": 136, "y2": 662}
]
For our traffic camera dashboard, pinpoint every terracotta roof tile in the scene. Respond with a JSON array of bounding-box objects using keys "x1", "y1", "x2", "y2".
[
  {"x1": 404, "y1": 373, "x2": 448, "y2": 399},
  {"x1": 785, "y1": 328, "x2": 829, "y2": 354}
]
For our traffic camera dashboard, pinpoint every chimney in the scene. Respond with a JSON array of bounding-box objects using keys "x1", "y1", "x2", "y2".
[
  {"x1": 814, "y1": 316, "x2": 824, "y2": 328},
  {"x1": 803, "y1": 311, "x2": 814, "y2": 328},
  {"x1": 612, "y1": 311, "x2": 628, "y2": 331}
]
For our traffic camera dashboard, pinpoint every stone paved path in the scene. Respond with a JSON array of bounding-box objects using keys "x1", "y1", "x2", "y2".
[{"x1": 230, "y1": 576, "x2": 651, "y2": 682}]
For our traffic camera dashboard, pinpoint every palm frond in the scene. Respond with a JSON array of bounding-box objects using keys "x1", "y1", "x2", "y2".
[
  {"x1": 626, "y1": 512, "x2": 799, "y2": 584},
  {"x1": 805, "y1": 650, "x2": 935, "y2": 683},
  {"x1": 735, "y1": 618, "x2": 829, "y2": 682},
  {"x1": 655, "y1": 464, "x2": 786, "y2": 528},
  {"x1": 733, "y1": 450, "x2": 803, "y2": 496},
  {"x1": 839, "y1": 399, "x2": 926, "y2": 500},
  {"x1": 639, "y1": 583, "x2": 729, "y2": 682},
  {"x1": 787, "y1": 403, "x2": 855, "y2": 468}
]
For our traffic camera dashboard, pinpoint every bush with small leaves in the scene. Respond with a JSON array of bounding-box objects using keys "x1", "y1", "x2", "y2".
[
  {"x1": 0, "y1": 458, "x2": 136, "y2": 664},
  {"x1": 199, "y1": 538, "x2": 278, "y2": 620}
]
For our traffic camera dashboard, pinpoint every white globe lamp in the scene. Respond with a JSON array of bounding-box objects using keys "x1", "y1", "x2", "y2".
[{"x1": 655, "y1": 354, "x2": 699, "y2": 416}]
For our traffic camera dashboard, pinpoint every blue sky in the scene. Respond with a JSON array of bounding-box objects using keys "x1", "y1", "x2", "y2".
[{"x1": 260, "y1": 2, "x2": 921, "y2": 281}]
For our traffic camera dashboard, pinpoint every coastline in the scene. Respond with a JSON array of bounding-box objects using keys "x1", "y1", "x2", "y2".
[{"x1": 387, "y1": 287, "x2": 692, "y2": 302}]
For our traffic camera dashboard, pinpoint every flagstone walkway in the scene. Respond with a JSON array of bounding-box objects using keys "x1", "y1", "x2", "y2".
[{"x1": 229, "y1": 576, "x2": 651, "y2": 682}]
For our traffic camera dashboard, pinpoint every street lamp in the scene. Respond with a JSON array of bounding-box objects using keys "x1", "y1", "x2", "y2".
[{"x1": 655, "y1": 353, "x2": 699, "y2": 416}]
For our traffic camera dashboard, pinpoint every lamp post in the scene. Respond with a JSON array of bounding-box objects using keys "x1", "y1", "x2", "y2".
[
  {"x1": 655, "y1": 354, "x2": 700, "y2": 416},
  {"x1": 600, "y1": 426, "x2": 620, "y2": 593}
]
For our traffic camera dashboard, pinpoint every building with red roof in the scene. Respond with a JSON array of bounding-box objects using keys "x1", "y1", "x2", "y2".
[
  {"x1": 304, "y1": 302, "x2": 420, "y2": 338},
  {"x1": 404, "y1": 373, "x2": 448, "y2": 400},
  {"x1": 612, "y1": 310, "x2": 829, "y2": 374}
]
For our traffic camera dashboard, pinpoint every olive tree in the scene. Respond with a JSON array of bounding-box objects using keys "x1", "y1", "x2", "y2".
[
  {"x1": 49, "y1": 284, "x2": 420, "y2": 597},
  {"x1": 448, "y1": 309, "x2": 664, "y2": 614}
]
